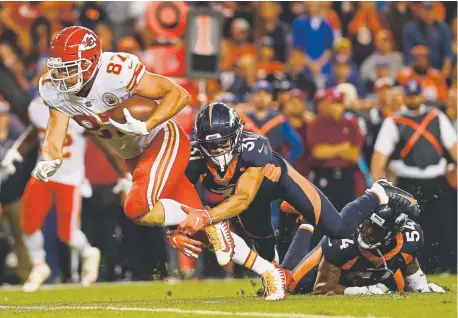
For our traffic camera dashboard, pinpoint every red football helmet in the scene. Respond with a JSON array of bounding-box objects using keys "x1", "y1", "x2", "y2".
[{"x1": 47, "y1": 26, "x2": 102, "y2": 93}]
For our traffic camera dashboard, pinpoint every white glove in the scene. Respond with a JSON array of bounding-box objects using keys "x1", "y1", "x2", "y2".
[
  {"x1": 113, "y1": 173, "x2": 133, "y2": 195},
  {"x1": 417, "y1": 283, "x2": 446, "y2": 293},
  {"x1": 344, "y1": 283, "x2": 389, "y2": 295},
  {"x1": 0, "y1": 148, "x2": 23, "y2": 176},
  {"x1": 109, "y1": 109, "x2": 149, "y2": 135},
  {"x1": 80, "y1": 178, "x2": 93, "y2": 198},
  {"x1": 34, "y1": 159, "x2": 61, "y2": 182}
]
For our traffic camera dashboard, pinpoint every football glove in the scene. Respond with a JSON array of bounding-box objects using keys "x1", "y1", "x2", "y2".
[
  {"x1": 178, "y1": 206, "x2": 212, "y2": 236},
  {"x1": 0, "y1": 148, "x2": 23, "y2": 177},
  {"x1": 344, "y1": 283, "x2": 389, "y2": 295},
  {"x1": 417, "y1": 283, "x2": 446, "y2": 293},
  {"x1": 113, "y1": 173, "x2": 133, "y2": 195},
  {"x1": 34, "y1": 159, "x2": 61, "y2": 182},
  {"x1": 166, "y1": 229, "x2": 203, "y2": 259},
  {"x1": 109, "y1": 109, "x2": 149, "y2": 135}
]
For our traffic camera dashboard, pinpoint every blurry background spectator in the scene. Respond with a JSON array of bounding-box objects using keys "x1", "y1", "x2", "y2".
[
  {"x1": 292, "y1": 2, "x2": 334, "y2": 86},
  {"x1": 397, "y1": 45, "x2": 448, "y2": 102},
  {"x1": 402, "y1": 2, "x2": 452, "y2": 77},
  {"x1": 360, "y1": 29, "x2": 403, "y2": 90}
]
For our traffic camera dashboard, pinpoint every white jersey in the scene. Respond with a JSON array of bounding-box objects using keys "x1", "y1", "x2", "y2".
[
  {"x1": 28, "y1": 98, "x2": 86, "y2": 186},
  {"x1": 38, "y1": 52, "x2": 164, "y2": 159}
]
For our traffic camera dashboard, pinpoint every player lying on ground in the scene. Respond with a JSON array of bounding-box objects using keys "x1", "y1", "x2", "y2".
[
  {"x1": 35, "y1": 26, "x2": 235, "y2": 266},
  {"x1": 287, "y1": 204, "x2": 445, "y2": 295},
  {"x1": 0, "y1": 97, "x2": 131, "y2": 291},
  {"x1": 169, "y1": 103, "x2": 420, "y2": 300}
]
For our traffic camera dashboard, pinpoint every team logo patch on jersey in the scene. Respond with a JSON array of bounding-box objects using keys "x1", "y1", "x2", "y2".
[
  {"x1": 80, "y1": 120, "x2": 94, "y2": 129},
  {"x1": 103, "y1": 93, "x2": 119, "y2": 107}
]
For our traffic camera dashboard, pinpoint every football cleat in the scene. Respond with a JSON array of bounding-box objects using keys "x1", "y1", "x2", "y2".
[
  {"x1": 23, "y1": 263, "x2": 51, "y2": 292},
  {"x1": 203, "y1": 220, "x2": 234, "y2": 266},
  {"x1": 368, "y1": 180, "x2": 420, "y2": 217},
  {"x1": 81, "y1": 247, "x2": 101, "y2": 287},
  {"x1": 261, "y1": 264, "x2": 290, "y2": 301}
]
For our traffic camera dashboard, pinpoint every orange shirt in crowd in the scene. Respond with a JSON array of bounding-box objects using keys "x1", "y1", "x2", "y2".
[
  {"x1": 397, "y1": 67, "x2": 448, "y2": 102},
  {"x1": 220, "y1": 39, "x2": 256, "y2": 71},
  {"x1": 348, "y1": 8, "x2": 386, "y2": 35},
  {"x1": 325, "y1": 9, "x2": 342, "y2": 34}
]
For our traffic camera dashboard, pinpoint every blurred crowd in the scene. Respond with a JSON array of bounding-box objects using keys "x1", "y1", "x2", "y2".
[{"x1": 0, "y1": 1, "x2": 456, "y2": 285}]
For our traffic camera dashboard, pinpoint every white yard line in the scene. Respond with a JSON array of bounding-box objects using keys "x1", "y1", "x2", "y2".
[{"x1": 0, "y1": 305, "x2": 371, "y2": 318}]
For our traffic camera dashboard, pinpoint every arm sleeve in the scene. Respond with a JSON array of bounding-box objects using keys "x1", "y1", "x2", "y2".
[
  {"x1": 282, "y1": 121, "x2": 304, "y2": 164},
  {"x1": 438, "y1": 111, "x2": 457, "y2": 150},
  {"x1": 373, "y1": 117, "x2": 399, "y2": 156}
]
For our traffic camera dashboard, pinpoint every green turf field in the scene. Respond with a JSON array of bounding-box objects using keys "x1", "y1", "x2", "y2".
[{"x1": 0, "y1": 275, "x2": 456, "y2": 318}]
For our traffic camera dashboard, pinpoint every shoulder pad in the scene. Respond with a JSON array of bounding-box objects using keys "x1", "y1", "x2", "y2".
[
  {"x1": 401, "y1": 220, "x2": 424, "y2": 259},
  {"x1": 241, "y1": 133, "x2": 272, "y2": 167},
  {"x1": 321, "y1": 236, "x2": 359, "y2": 267},
  {"x1": 99, "y1": 52, "x2": 146, "y2": 92},
  {"x1": 38, "y1": 73, "x2": 59, "y2": 108}
]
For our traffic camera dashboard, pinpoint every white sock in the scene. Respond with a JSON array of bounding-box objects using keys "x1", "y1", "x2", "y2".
[
  {"x1": 24, "y1": 231, "x2": 46, "y2": 265},
  {"x1": 160, "y1": 199, "x2": 188, "y2": 226},
  {"x1": 231, "y1": 232, "x2": 273, "y2": 275},
  {"x1": 68, "y1": 229, "x2": 92, "y2": 258}
]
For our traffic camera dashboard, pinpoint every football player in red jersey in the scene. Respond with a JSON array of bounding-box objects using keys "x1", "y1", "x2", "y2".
[{"x1": 37, "y1": 26, "x2": 234, "y2": 266}]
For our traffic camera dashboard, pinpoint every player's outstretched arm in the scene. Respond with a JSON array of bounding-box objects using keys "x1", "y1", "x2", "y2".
[
  {"x1": 42, "y1": 108, "x2": 69, "y2": 162},
  {"x1": 178, "y1": 167, "x2": 264, "y2": 235},
  {"x1": 313, "y1": 257, "x2": 345, "y2": 295},
  {"x1": 207, "y1": 167, "x2": 264, "y2": 222},
  {"x1": 403, "y1": 259, "x2": 446, "y2": 293},
  {"x1": 133, "y1": 72, "x2": 191, "y2": 132}
]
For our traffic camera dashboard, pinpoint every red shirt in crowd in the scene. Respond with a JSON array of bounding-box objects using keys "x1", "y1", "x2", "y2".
[{"x1": 307, "y1": 114, "x2": 363, "y2": 169}]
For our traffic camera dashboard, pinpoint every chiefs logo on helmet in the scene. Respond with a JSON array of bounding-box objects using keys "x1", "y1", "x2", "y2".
[{"x1": 81, "y1": 33, "x2": 97, "y2": 51}]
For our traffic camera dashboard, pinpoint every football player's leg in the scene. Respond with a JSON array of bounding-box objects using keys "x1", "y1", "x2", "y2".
[
  {"x1": 21, "y1": 178, "x2": 52, "y2": 265},
  {"x1": 124, "y1": 121, "x2": 194, "y2": 225},
  {"x1": 238, "y1": 200, "x2": 278, "y2": 263},
  {"x1": 288, "y1": 245, "x2": 322, "y2": 294},
  {"x1": 282, "y1": 214, "x2": 315, "y2": 271},
  {"x1": 124, "y1": 121, "x2": 234, "y2": 265},
  {"x1": 282, "y1": 164, "x2": 379, "y2": 239},
  {"x1": 230, "y1": 231, "x2": 289, "y2": 300},
  {"x1": 21, "y1": 178, "x2": 52, "y2": 291},
  {"x1": 54, "y1": 183, "x2": 100, "y2": 286}
]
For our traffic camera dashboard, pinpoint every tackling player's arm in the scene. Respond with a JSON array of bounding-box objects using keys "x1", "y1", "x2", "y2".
[
  {"x1": 207, "y1": 167, "x2": 264, "y2": 222},
  {"x1": 179, "y1": 167, "x2": 265, "y2": 235},
  {"x1": 133, "y1": 72, "x2": 191, "y2": 131},
  {"x1": 313, "y1": 256, "x2": 346, "y2": 295}
]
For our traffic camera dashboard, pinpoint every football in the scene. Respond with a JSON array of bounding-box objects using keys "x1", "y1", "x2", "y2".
[{"x1": 110, "y1": 96, "x2": 158, "y2": 124}]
